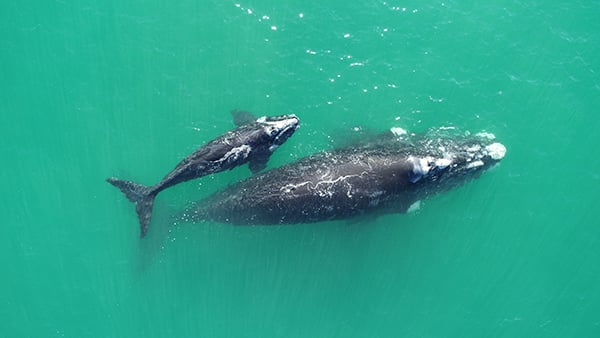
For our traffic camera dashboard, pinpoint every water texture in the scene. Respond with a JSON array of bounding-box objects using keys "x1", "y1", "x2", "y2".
[{"x1": 1, "y1": 1, "x2": 599, "y2": 337}]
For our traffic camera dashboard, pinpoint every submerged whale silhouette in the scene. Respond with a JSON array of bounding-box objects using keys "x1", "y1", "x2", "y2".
[{"x1": 107, "y1": 111, "x2": 300, "y2": 237}]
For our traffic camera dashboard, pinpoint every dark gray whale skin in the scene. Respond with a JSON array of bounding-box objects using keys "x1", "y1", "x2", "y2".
[
  {"x1": 181, "y1": 131, "x2": 506, "y2": 225},
  {"x1": 107, "y1": 111, "x2": 300, "y2": 237}
]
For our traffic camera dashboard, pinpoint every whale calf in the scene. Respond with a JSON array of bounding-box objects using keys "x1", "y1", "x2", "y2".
[
  {"x1": 180, "y1": 130, "x2": 506, "y2": 225},
  {"x1": 107, "y1": 111, "x2": 300, "y2": 237}
]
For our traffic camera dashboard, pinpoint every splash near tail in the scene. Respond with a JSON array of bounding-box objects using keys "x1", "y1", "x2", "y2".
[{"x1": 106, "y1": 178, "x2": 156, "y2": 238}]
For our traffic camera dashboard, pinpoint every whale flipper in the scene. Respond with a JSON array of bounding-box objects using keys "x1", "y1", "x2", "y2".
[
  {"x1": 248, "y1": 154, "x2": 269, "y2": 174},
  {"x1": 231, "y1": 110, "x2": 257, "y2": 126},
  {"x1": 106, "y1": 178, "x2": 155, "y2": 238}
]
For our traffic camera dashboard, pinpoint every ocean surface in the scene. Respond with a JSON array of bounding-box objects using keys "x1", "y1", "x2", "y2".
[{"x1": 1, "y1": 1, "x2": 599, "y2": 337}]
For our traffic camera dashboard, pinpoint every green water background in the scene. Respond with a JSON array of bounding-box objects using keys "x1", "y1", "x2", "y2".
[{"x1": 2, "y1": 1, "x2": 599, "y2": 337}]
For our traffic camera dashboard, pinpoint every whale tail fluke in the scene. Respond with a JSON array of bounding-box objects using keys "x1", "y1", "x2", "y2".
[{"x1": 106, "y1": 178, "x2": 156, "y2": 238}]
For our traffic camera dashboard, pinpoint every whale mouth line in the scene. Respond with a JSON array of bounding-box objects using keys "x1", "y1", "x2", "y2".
[
  {"x1": 274, "y1": 119, "x2": 300, "y2": 144},
  {"x1": 276, "y1": 124, "x2": 297, "y2": 138}
]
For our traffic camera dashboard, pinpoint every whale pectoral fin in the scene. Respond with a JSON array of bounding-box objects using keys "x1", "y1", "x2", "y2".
[
  {"x1": 248, "y1": 155, "x2": 269, "y2": 174},
  {"x1": 395, "y1": 198, "x2": 423, "y2": 214},
  {"x1": 231, "y1": 110, "x2": 257, "y2": 126}
]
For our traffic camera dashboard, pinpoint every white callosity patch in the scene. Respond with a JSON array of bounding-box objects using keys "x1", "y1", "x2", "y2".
[
  {"x1": 465, "y1": 160, "x2": 484, "y2": 169},
  {"x1": 409, "y1": 154, "x2": 457, "y2": 182},
  {"x1": 485, "y1": 142, "x2": 506, "y2": 160},
  {"x1": 435, "y1": 158, "x2": 452, "y2": 169},
  {"x1": 416, "y1": 157, "x2": 433, "y2": 174},
  {"x1": 262, "y1": 119, "x2": 292, "y2": 134},
  {"x1": 259, "y1": 115, "x2": 299, "y2": 142},
  {"x1": 408, "y1": 156, "x2": 433, "y2": 182},
  {"x1": 220, "y1": 144, "x2": 252, "y2": 163},
  {"x1": 466, "y1": 145, "x2": 482, "y2": 154},
  {"x1": 461, "y1": 144, "x2": 483, "y2": 165}
]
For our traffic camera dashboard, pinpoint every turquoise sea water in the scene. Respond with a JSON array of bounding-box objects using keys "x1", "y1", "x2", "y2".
[{"x1": 2, "y1": 1, "x2": 599, "y2": 337}]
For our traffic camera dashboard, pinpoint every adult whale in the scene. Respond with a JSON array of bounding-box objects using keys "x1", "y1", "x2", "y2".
[
  {"x1": 180, "y1": 130, "x2": 506, "y2": 225},
  {"x1": 107, "y1": 111, "x2": 300, "y2": 237}
]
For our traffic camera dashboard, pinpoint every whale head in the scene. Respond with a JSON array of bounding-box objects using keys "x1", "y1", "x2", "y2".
[
  {"x1": 406, "y1": 131, "x2": 506, "y2": 192},
  {"x1": 254, "y1": 114, "x2": 300, "y2": 151}
]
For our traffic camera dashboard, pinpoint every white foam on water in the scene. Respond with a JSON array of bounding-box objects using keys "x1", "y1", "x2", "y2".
[
  {"x1": 476, "y1": 132, "x2": 496, "y2": 140},
  {"x1": 390, "y1": 127, "x2": 407, "y2": 136}
]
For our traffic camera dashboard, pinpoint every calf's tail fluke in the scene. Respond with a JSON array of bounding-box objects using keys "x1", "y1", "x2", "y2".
[{"x1": 106, "y1": 177, "x2": 156, "y2": 238}]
